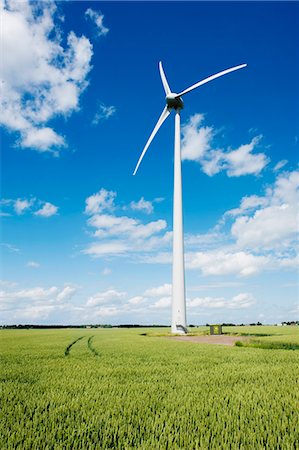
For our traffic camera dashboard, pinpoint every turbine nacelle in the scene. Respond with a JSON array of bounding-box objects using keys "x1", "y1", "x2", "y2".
[{"x1": 166, "y1": 93, "x2": 184, "y2": 110}]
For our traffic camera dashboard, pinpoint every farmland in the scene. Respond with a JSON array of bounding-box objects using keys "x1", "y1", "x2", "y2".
[{"x1": 0, "y1": 326, "x2": 298, "y2": 449}]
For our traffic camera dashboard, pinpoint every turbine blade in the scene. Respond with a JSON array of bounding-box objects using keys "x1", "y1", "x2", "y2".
[
  {"x1": 176, "y1": 63, "x2": 247, "y2": 97},
  {"x1": 159, "y1": 61, "x2": 171, "y2": 95},
  {"x1": 133, "y1": 106, "x2": 171, "y2": 175}
]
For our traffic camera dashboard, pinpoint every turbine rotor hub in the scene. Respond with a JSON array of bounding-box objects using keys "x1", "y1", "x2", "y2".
[{"x1": 166, "y1": 93, "x2": 184, "y2": 110}]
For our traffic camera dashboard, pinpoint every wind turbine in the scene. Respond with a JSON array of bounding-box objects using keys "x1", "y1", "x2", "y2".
[{"x1": 133, "y1": 62, "x2": 247, "y2": 334}]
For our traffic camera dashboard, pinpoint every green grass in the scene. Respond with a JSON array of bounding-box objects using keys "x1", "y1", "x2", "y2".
[
  {"x1": 236, "y1": 340, "x2": 299, "y2": 350},
  {"x1": 141, "y1": 328, "x2": 209, "y2": 337},
  {"x1": 0, "y1": 326, "x2": 298, "y2": 449},
  {"x1": 228, "y1": 325, "x2": 299, "y2": 350},
  {"x1": 224, "y1": 325, "x2": 299, "y2": 337}
]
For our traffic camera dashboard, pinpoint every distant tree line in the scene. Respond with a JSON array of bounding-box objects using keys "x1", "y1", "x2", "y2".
[
  {"x1": 204, "y1": 322, "x2": 263, "y2": 327},
  {"x1": 0, "y1": 324, "x2": 169, "y2": 329},
  {"x1": 1, "y1": 321, "x2": 298, "y2": 330}
]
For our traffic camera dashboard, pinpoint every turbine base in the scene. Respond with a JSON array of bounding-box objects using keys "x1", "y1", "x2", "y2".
[{"x1": 172, "y1": 324, "x2": 188, "y2": 335}]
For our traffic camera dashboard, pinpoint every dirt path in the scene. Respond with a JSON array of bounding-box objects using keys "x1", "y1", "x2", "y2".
[{"x1": 167, "y1": 335, "x2": 247, "y2": 346}]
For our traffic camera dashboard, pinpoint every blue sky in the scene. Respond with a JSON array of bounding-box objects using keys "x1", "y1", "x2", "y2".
[{"x1": 1, "y1": 0, "x2": 298, "y2": 325}]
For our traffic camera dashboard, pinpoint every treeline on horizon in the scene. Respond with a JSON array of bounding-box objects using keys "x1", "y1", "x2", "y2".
[{"x1": 1, "y1": 321, "x2": 298, "y2": 329}]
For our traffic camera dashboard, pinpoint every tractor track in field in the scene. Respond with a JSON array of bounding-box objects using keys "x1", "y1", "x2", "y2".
[
  {"x1": 64, "y1": 336, "x2": 84, "y2": 356},
  {"x1": 64, "y1": 335, "x2": 100, "y2": 357},
  {"x1": 87, "y1": 335, "x2": 100, "y2": 356}
]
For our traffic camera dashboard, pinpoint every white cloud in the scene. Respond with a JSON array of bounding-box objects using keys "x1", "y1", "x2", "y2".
[
  {"x1": 141, "y1": 172, "x2": 298, "y2": 278},
  {"x1": 227, "y1": 293, "x2": 256, "y2": 309},
  {"x1": 220, "y1": 136, "x2": 269, "y2": 177},
  {"x1": 85, "y1": 8, "x2": 109, "y2": 37},
  {"x1": 83, "y1": 189, "x2": 170, "y2": 258},
  {"x1": 0, "y1": 283, "x2": 79, "y2": 321},
  {"x1": 93, "y1": 306, "x2": 120, "y2": 318},
  {"x1": 89, "y1": 214, "x2": 166, "y2": 240},
  {"x1": 232, "y1": 204, "x2": 298, "y2": 249},
  {"x1": 85, "y1": 188, "x2": 116, "y2": 215},
  {"x1": 150, "y1": 296, "x2": 171, "y2": 309},
  {"x1": 84, "y1": 226, "x2": 171, "y2": 258},
  {"x1": 21, "y1": 127, "x2": 65, "y2": 153},
  {"x1": 1, "y1": 0, "x2": 93, "y2": 153},
  {"x1": 185, "y1": 231, "x2": 228, "y2": 250},
  {"x1": 56, "y1": 286, "x2": 77, "y2": 302},
  {"x1": 1, "y1": 286, "x2": 58, "y2": 301},
  {"x1": 154, "y1": 197, "x2": 165, "y2": 203},
  {"x1": 226, "y1": 195, "x2": 268, "y2": 217},
  {"x1": 144, "y1": 283, "x2": 172, "y2": 297},
  {"x1": 87, "y1": 289, "x2": 126, "y2": 307},
  {"x1": 14, "y1": 198, "x2": 34, "y2": 215},
  {"x1": 188, "y1": 282, "x2": 243, "y2": 291},
  {"x1": 1, "y1": 197, "x2": 58, "y2": 217},
  {"x1": 84, "y1": 241, "x2": 128, "y2": 257},
  {"x1": 92, "y1": 103, "x2": 116, "y2": 125},
  {"x1": 273, "y1": 160, "x2": 288, "y2": 172},
  {"x1": 181, "y1": 114, "x2": 268, "y2": 177},
  {"x1": 83, "y1": 170, "x2": 298, "y2": 278},
  {"x1": 272, "y1": 169, "x2": 299, "y2": 205},
  {"x1": 102, "y1": 267, "x2": 112, "y2": 276},
  {"x1": 34, "y1": 202, "x2": 58, "y2": 217},
  {"x1": 26, "y1": 261, "x2": 40, "y2": 268},
  {"x1": 0, "y1": 243, "x2": 20, "y2": 252},
  {"x1": 0, "y1": 285, "x2": 77, "y2": 305},
  {"x1": 230, "y1": 170, "x2": 299, "y2": 249},
  {"x1": 201, "y1": 136, "x2": 269, "y2": 177},
  {"x1": 130, "y1": 197, "x2": 154, "y2": 214},
  {"x1": 143, "y1": 284, "x2": 172, "y2": 310},
  {"x1": 83, "y1": 289, "x2": 147, "y2": 320},
  {"x1": 0, "y1": 282, "x2": 167, "y2": 324},
  {"x1": 188, "y1": 293, "x2": 256, "y2": 309},
  {"x1": 181, "y1": 114, "x2": 213, "y2": 161},
  {"x1": 128, "y1": 296, "x2": 145, "y2": 305},
  {"x1": 278, "y1": 256, "x2": 299, "y2": 269},
  {"x1": 141, "y1": 252, "x2": 172, "y2": 265},
  {"x1": 192, "y1": 169, "x2": 299, "y2": 276},
  {"x1": 185, "y1": 250, "x2": 269, "y2": 277},
  {"x1": 84, "y1": 229, "x2": 172, "y2": 258}
]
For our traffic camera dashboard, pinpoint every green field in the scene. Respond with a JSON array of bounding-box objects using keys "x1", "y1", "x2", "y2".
[{"x1": 1, "y1": 326, "x2": 298, "y2": 449}]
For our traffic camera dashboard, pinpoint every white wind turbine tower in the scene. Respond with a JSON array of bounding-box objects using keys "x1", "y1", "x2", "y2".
[{"x1": 133, "y1": 62, "x2": 247, "y2": 334}]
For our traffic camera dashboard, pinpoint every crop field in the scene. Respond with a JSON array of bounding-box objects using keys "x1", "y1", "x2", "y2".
[{"x1": 0, "y1": 326, "x2": 298, "y2": 449}]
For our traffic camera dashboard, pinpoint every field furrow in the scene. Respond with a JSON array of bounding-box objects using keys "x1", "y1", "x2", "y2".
[
  {"x1": 87, "y1": 335, "x2": 100, "y2": 356},
  {"x1": 64, "y1": 336, "x2": 84, "y2": 356}
]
